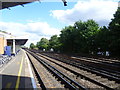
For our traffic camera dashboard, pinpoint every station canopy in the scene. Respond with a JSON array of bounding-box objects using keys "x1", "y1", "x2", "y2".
[
  {"x1": 0, "y1": 0, "x2": 38, "y2": 9},
  {"x1": 0, "y1": 31, "x2": 28, "y2": 45},
  {"x1": 7, "y1": 39, "x2": 28, "y2": 45},
  {"x1": 6, "y1": 35, "x2": 28, "y2": 45},
  {"x1": 0, "y1": 0, "x2": 67, "y2": 9}
]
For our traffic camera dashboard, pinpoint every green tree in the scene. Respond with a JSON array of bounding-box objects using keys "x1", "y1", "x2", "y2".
[
  {"x1": 36, "y1": 38, "x2": 49, "y2": 50},
  {"x1": 49, "y1": 35, "x2": 61, "y2": 52},
  {"x1": 95, "y1": 26, "x2": 110, "y2": 55},
  {"x1": 108, "y1": 7, "x2": 120, "y2": 56},
  {"x1": 73, "y1": 20, "x2": 86, "y2": 53},
  {"x1": 59, "y1": 20, "x2": 99, "y2": 54},
  {"x1": 30, "y1": 43, "x2": 36, "y2": 49},
  {"x1": 73, "y1": 20, "x2": 99, "y2": 53},
  {"x1": 60, "y1": 26, "x2": 75, "y2": 52},
  {"x1": 85, "y1": 20, "x2": 100, "y2": 54}
]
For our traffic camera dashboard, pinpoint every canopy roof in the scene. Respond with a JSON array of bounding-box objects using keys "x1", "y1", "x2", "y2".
[
  {"x1": 0, "y1": 0, "x2": 38, "y2": 9},
  {"x1": 0, "y1": 31, "x2": 28, "y2": 45},
  {"x1": 0, "y1": 0, "x2": 67, "y2": 9},
  {"x1": 7, "y1": 39, "x2": 28, "y2": 45}
]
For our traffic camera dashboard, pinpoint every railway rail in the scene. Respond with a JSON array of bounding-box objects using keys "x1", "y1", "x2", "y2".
[
  {"x1": 40, "y1": 52, "x2": 120, "y2": 79},
  {"x1": 25, "y1": 49, "x2": 87, "y2": 89},
  {"x1": 71, "y1": 56, "x2": 120, "y2": 68},
  {"x1": 25, "y1": 49, "x2": 120, "y2": 89},
  {"x1": 37, "y1": 53, "x2": 120, "y2": 89},
  {"x1": 43, "y1": 52, "x2": 120, "y2": 70}
]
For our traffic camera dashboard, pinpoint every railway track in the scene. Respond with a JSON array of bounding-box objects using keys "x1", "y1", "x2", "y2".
[
  {"x1": 82, "y1": 57, "x2": 119, "y2": 64},
  {"x1": 71, "y1": 56, "x2": 120, "y2": 68},
  {"x1": 41, "y1": 51, "x2": 120, "y2": 66},
  {"x1": 41, "y1": 52, "x2": 120, "y2": 79},
  {"x1": 46, "y1": 52, "x2": 120, "y2": 69},
  {"x1": 25, "y1": 49, "x2": 87, "y2": 89},
  {"x1": 25, "y1": 49, "x2": 120, "y2": 89},
  {"x1": 37, "y1": 53, "x2": 120, "y2": 89},
  {"x1": 30, "y1": 49, "x2": 120, "y2": 73}
]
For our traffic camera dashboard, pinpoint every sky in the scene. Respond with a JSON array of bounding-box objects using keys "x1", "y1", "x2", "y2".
[{"x1": 0, "y1": 0, "x2": 119, "y2": 47}]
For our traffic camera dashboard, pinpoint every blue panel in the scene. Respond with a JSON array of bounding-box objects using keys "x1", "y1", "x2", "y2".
[{"x1": 4, "y1": 46, "x2": 11, "y2": 56}]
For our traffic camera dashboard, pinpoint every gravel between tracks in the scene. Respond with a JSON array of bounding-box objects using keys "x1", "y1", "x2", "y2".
[
  {"x1": 37, "y1": 53, "x2": 105, "y2": 89},
  {"x1": 27, "y1": 52, "x2": 64, "y2": 88},
  {"x1": 37, "y1": 53, "x2": 120, "y2": 89}
]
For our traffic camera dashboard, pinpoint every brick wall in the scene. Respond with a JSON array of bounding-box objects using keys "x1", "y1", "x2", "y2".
[{"x1": 0, "y1": 37, "x2": 6, "y2": 54}]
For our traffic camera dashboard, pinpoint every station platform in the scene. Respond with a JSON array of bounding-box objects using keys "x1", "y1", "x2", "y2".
[{"x1": 0, "y1": 49, "x2": 37, "y2": 89}]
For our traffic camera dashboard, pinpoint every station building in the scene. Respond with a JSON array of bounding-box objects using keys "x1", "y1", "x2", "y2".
[{"x1": 0, "y1": 31, "x2": 28, "y2": 55}]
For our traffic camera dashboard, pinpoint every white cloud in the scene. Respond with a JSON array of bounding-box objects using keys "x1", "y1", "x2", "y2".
[
  {"x1": 26, "y1": 22, "x2": 59, "y2": 35},
  {"x1": 0, "y1": 21, "x2": 60, "y2": 47},
  {"x1": 51, "y1": 0, "x2": 118, "y2": 26}
]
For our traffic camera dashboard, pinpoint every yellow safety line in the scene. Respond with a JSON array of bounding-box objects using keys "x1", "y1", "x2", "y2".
[
  {"x1": 5, "y1": 82, "x2": 12, "y2": 88},
  {"x1": 15, "y1": 56, "x2": 24, "y2": 90}
]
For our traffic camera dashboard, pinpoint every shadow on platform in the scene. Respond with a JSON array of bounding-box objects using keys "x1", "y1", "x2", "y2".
[{"x1": 0, "y1": 74, "x2": 34, "y2": 89}]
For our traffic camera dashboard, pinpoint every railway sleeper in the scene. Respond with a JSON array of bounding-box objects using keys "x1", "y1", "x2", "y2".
[
  {"x1": 106, "y1": 82, "x2": 120, "y2": 88},
  {"x1": 31, "y1": 53, "x2": 86, "y2": 89},
  {"x1": 40, "y1": 52, "x2": 119, "y2": 89},
  {"x1": 97, "y1": 78, "x2": 109, "y2": 82},
  {"x1": 45, "y1": 52, "x2": 120, "y2": 75},
  {"x1": 26, "y1": 49, "x2": 119, "y2": 88}
]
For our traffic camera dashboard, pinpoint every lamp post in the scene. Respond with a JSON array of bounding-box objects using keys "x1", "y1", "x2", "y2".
[{"x1": 62, "y1": 0, "x2": 67, "y2": 6}]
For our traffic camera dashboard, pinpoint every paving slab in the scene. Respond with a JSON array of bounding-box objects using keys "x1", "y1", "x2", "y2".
[{"x1": 0, "y1": 49, "x2": 37, "y2": 89}]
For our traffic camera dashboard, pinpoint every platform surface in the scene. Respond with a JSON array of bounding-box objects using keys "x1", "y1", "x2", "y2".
[{"x1": 0, "y1": 49, "x2": 36, "y2": 89}]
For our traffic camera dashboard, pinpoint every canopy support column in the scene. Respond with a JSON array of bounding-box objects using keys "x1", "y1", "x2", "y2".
[{"x1": 13, "y1": 39, "x2": 16, "y2": 54}]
